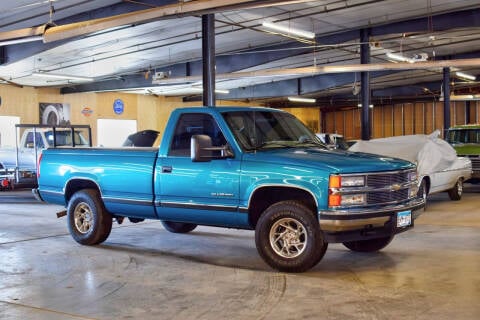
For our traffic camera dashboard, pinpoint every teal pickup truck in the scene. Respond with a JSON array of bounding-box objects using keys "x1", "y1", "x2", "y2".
[{"x1": 34, "y1": 107, "x2": 424, "y2": 272}]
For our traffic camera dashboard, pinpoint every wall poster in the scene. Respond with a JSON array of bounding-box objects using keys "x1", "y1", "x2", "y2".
[{"x1": 39, "y1": 103, "x2": 71, "y2": 126}]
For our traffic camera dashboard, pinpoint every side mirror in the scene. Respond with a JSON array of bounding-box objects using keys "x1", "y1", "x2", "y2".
[{"x1": 191, "y1": 134, "x2": 233, "y2": 162}]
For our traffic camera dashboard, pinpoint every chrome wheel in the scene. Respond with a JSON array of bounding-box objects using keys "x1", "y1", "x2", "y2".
[
  {"x1": 269, "y1": 218, "x2": 307, "y2": 258},
  {"x1": 74, "y1": 202, "x2": 93, "y2": 234}
]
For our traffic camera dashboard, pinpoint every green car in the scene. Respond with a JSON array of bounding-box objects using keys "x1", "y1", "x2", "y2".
[{"x1": 445, "y1": 124, "x2": 480, "y2": 182}]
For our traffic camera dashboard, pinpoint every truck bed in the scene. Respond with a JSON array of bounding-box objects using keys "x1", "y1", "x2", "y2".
[{"x1": 39, "y1": 147, "x2": 159, "y2": 219}]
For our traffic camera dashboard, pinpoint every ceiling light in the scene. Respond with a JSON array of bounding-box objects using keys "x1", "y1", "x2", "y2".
[
  {"x1": 191, "y1": 87, "x2": 230, "y2": 94},
  {"x1": 0, "y1": 36, "x2": 43, "y2": 46},
  {"x1": 32, "y1": 72, "x2": 94, "y2": 82},
  {"x1": 262, "y1": 21, "x2": 315, "y2": 39},
  {"x1": 455, "y1": 71, "x2": 476, "y2": 81},
  {"x1": 386, "y1": 52, "x2": 414, "y2": 63},
  {"x1": 288, "y1": 96, "x2": 316, "y2": 103},
  {"x1": 439, "y1": 94, "x2": 480, "y2": 101}
]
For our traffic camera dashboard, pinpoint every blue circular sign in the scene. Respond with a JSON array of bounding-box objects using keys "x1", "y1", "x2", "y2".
[{"x1": 113, "y1": 99, "x2": 124, "y2": 115}]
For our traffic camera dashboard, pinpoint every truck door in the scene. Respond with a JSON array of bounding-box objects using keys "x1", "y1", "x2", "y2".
[{"x1": 155, "y1": 113, "x2": 242, "y2": 227}]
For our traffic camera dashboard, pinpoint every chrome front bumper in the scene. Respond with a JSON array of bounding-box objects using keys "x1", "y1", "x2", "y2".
[{"x1": 318, "y1": 197, "x2": 425, "y2": 233}]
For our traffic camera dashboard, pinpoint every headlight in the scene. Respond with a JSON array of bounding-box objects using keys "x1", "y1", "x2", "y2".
[
  {"x1": 341, "y1": 194, "x2": 366, "y2": 205},
  {"x1": 408, "y1": 171, "x2": 417, "y2": 182},
  {"x1": 341, "y1": 176, "x2": 365, "y2": 187},
  {"x1": 329, "y1": 175, "x2": 365, "y2": 188}
]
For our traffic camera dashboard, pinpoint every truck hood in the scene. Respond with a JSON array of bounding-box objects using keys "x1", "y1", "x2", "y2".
[{"x1": 243, "y1": 147, "x2": 415, "y2": 173}]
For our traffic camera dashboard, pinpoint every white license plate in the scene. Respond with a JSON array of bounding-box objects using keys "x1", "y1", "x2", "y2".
[{"x1": 397, "y1": 210, "x2": 412, "y2": 227}]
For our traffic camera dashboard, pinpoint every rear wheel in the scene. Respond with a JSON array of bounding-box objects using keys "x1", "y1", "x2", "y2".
[
  {"x1": 343, "y1": 235, "x2": 394, "y2": 252},
  {"x1": 67, "y1": 189, "x2": 112, "y2": 245},
  {"x1": 255, "y1": 201, "x2": 327, "y2": 273},
  {"x1": 448, "y1": 178, "x2": 463, "y2": 201},
  {"x1": 161, "y1": 221, "x2": 197, "y2": 233}
]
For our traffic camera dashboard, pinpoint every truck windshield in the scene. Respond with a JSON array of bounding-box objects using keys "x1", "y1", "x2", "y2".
[
  {"x1": 446, "y1": 128, "x2": 480, "y2": 144},
  {"x1": 223, "y1": 110, "x2": 325, "y2": 151}
]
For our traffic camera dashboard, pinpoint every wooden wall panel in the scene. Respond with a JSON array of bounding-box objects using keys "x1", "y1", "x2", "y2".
[
  {"x1": 454, "y1": 101, "x2": 466, "y2": 125},
  {"x1": 425, "y1": 102, "x2": 434, "y2": 133},
  {"x1": 334, "y1": 110, "x2": 344, "y2": 134},
  {"x1": 282, "y1": 107, "x2": 320, "y2": 132},
  {"x1": 353, "y1": 108, "x2": 361, "y2": 139},
  {"x1": 393, "y1": 104, "x2": 404, "y2": 136},
  {"x1": 325, "y1": 112, "x2": 335, "y2": 133},
  {"x1": 383, "y1": 105, "x2": 393, "y2": 137},
  {"x1": 372, "y1": 107, "x2": 383, "y2": 138},
  {"x1": 344, "y1": 110, "x2": 355, "y2": 139},
  {"x1": 403, "y1": 103, "x2": 414, "y2": 135},
  {"x1": 414, "y1": 103, "x2": 425, "y2": 134}
]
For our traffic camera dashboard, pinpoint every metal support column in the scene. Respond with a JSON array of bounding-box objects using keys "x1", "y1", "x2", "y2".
[
  {"x1": 466, "y1": 101, "x2": 471, "y2": 124},
  {"x1": 202, "y1": 14, "x2": 216, "y2": 107},
  {"x1": 360, "y1": 28, "x2": 371, "y2": 140},
  {"x1": 443, "y1": 67, "x2": 451, "y2": 133}
]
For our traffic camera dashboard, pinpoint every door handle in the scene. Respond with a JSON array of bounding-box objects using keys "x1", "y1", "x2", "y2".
[{"x1": 162, "y1": 166, "x2": 172, "y2": 173}]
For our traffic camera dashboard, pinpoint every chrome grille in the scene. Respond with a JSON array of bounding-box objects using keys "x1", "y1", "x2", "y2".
[
  {"x1": 470, "y1": 157, "x2": 480, "y2": 172},
  {"x1": 367, "y1": 189, "x2": 409, "y2": 204},
  {"x1": 366, "y1": 172, "x2": 410, "y2": 188}
]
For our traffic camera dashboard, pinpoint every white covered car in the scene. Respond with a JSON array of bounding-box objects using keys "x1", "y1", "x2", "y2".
[{"x1": 349, "y1": 131, "x2": 472, "y2": 202}]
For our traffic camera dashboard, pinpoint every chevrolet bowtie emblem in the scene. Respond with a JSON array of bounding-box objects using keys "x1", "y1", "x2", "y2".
[{"x1": 391, "y1": 184, "x2": 402, "y2": 191}]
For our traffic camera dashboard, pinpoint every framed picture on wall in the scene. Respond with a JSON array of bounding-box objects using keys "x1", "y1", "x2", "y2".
[{"x1": 39, "y1": 103, "x2": 71, "y2": 126}]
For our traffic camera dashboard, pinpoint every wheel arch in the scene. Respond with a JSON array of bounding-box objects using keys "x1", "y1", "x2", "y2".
[
  {"x1": 64, "y1": 178, "x2": 101, "y2": 203},
  {"x1": 247, "y1": 185, "x2": 318, "y2": 228},
  {"x1": 420, "y1": 175, "x2": 431, "y2": 194}
]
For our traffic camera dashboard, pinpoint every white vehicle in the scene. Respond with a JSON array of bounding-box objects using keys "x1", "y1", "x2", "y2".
[
  {"x1": 0, "y1": 125, "x2": 91, "y2": 187},
  {"x1": 349, "y1": 131, "x2": 472, "y2": 203}
]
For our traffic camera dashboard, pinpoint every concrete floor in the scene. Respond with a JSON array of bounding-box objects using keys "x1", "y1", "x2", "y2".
[{"x1": 0, "y1": 187, "x2": 479, "y2": 320}]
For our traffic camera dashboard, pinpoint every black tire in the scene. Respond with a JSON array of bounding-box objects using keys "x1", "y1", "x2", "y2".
[
  {"x1": 448, "y1": 178, "x2": 463, "y2": 201},
  {"x1": 418, "y1": 178, "x2": 428, "y2": 210},
  {"x1": 343, "y1": 235, "x2": 394, "y2": 252},
  {"x1": 67, "y1": 189, "x2": 112, "y2": 245},
  {"x1": 255, "y1": 201, "x2": 327, "y2": 273},
  {"x1": 161, "y1": 221, "x2": 197, "y2": 233}
]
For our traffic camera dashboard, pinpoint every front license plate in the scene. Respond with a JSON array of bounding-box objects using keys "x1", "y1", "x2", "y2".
[{"x1": 397, "y1": 210, "x2": 412, "y2": 228}]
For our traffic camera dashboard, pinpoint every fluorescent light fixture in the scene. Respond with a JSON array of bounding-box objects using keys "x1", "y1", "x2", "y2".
[
  {"x1": 440, "y1": 94, "x2": 480, "y2": 101},
  {"x1": 455, "y1": 71, "x2": 476, "y2": 81},
  {"x1": 386, "y1": 52, "x2": 414, "y2": 63},
  {"x1": 191, "y1": 87, "x2": 230, "y2": 94},
  {"x1": 32, "y1": 72, "x2": 94, "y2": 82},
  {"x1": 262, "y1": 21, "x2": 315, "y2": 39},
  {"x1": 0, "y1": 36, "x2": 43, "y2": 46},
  {"x1": 288, "y1": 96, "x2": 316, "y2": 103}
]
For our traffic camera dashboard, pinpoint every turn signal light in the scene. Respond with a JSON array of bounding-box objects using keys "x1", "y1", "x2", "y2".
[
  {"x1": 329, "y1": 175, "x2": 341, "y2": 188},
  {"x1": 328, "y1": 193, "x2": 341, "y2": 207}
]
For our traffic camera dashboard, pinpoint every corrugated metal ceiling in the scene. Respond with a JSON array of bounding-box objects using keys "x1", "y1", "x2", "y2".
[{"x1": 0, "y1": 0, "x2": 479, "y2": 107}]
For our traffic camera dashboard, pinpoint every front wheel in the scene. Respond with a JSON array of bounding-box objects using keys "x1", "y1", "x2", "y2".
[
  {"x1": 343, "y1": 235, "x2": 394, "y2": 252},
  {"x1": 161, "y1": 221, "x2": 197, "y2": 233},
  {"x1": 67, "y1": 189, "x2": 112, "y2": 245},
  {"x1": 255, "y1": 201, "x2": 327, "y2": 273},
  {"x1": 447, "y1": 178, "x2": 463, "y2": 201}
]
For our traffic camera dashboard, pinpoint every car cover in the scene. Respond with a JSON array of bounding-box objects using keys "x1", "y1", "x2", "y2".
[{"x1": 349, "y1": 130, "x2": 458, "y2": 176}]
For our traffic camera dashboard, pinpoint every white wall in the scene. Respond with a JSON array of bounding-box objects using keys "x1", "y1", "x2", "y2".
[
  {"x1": 0, "y1": 116, "x2": 20, "y2": 147},
  {"x1": 97, "y1": 119, "x2": 137, "y2": 147}
]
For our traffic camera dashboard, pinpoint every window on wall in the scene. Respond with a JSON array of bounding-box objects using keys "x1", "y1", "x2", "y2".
[
  {"x1": 0, "y1": 116, "x2": 20, "y2": 147},
  {"x1": 97, "y1": 119, "x2": 137, "y2": 147}
]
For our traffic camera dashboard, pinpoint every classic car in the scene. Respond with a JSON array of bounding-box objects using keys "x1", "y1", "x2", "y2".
[{"x1": 349, "y1": 130, "x2": 472, "y2": 203}]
